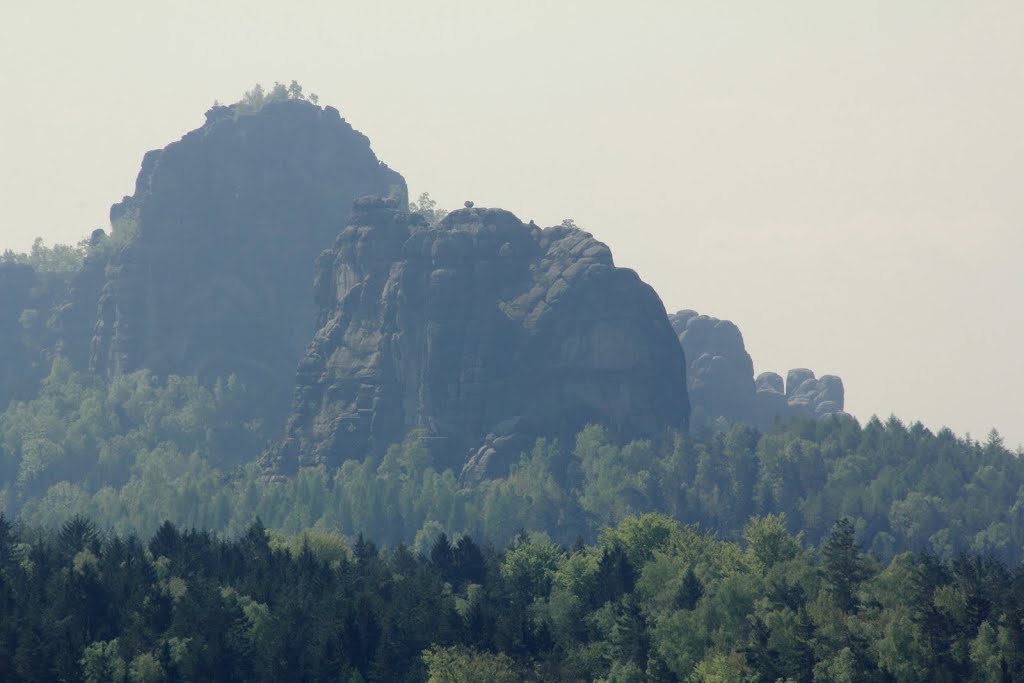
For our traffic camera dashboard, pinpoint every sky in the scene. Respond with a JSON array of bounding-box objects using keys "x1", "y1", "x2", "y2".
[{"x1": 1, "y1": 1, "x2": 1022, "y2": 446}]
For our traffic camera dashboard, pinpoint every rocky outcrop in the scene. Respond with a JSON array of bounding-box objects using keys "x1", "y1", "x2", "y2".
[
  {"x1": 88, "y1": 100, "x2": 405, "y2": 426},
  {"x1": 671, "y1": 310, "x2": 757, "y2": 428},
  {"x1": 669, "y1": 310, "x2": 845, "y2": 431},
  {"x1": 263, "y1": 199, "x2": 689, "y2": 478},
  {"x1": 784, "y1": 369, "x2": 845, "y2": 419},
  {"x1": 48, "y1": 229, "x2": 110, "y2": 370}
]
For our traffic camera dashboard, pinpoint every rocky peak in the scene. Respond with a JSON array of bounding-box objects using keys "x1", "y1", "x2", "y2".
[
  {"x1": 88, "y1": 99, "x2": 405, "y2": 427},
  {"x1": 669, "y1": 310, "x2": 846, "y2": 431},
  {"x1": 263, "y1": 202, "x2": 689, "y2": 478}
]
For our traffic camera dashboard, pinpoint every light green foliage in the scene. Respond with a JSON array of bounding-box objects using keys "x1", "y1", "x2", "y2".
[
  {"x1": 692, "y1": 651, "x2": 752, "y2": 682},
  {"x1": 235, "y1": 80, "x2": 319, "y2": 114},
  {"x1": 969, "y1": 622, "x2": 1012, "y2": 683},
  {"x1": 413, "y1": 519, "x2": 447, "y2": 556},
  {"x1": 869, "y1": 607, "x2": 930, "y2": 682},
  {"x1": 4, "y1": 361, "x2": 1024, "y2": 572},
  {"x1": 812, "y1": 647, "x2": 858, "y2": 683},
  {"x1": 742, "y1": 513, "x2": 802, "y2": 574},
  {"x1": 269, "y1": 527, "x2": 351, "y2": 567},
  {"x1": 422, "y1": 645, "x2": 524, "y2": 683},
  {"x1": 109, "y1": 206, "x2": 139, "y2": 245},
  {"x1": 501, "y1": 534, "x2": 564, "y2": 599},
  {"x1": 576, "y1": 426, "x2": 658, "y2": 526},
  {"x1": 81, "y1": 639, "x2": 127, "y2": 682},
  {"x1": 598, "y1": 513, "x2": 678, "y2": 568},
  {"x1": 474, "y1": 438, "x2": 574, "y2": 545},
  {"x1": 1, "y1": 361, "x2": 266, "y2": 531},
  {"x1": 595, "y1": 660, "x2": 645, "y2": 683},
  {"x1": 128, "y1": 653, "x2": 164, "y2": 683},
  {"x1": 1, "y1": 236, "x2": 87, "y2": 275},
  {"x1": 409, "y1": 192, "x2": 449, "y2": 226}
]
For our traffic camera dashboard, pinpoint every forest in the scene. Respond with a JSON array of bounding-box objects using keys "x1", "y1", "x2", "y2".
[
  {"x1": 1, "y1": 511, "x2": 1021, "y2": 681},
  {"x1": 2, "y1": 362, "x2": 1022, "y2": 566},
  {"x1": 4, "y1": 235, "x2": 1024, "y2": 683}
]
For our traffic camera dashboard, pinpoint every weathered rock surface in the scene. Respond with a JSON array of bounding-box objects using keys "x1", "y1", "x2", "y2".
[
  {"x1": 263, "y1": 199, "x2": 689, "y2": 478},
  {"x1": 48, "y1": 229, "x2": 110, "y2": 370},
  {"x1": 669, "y1": 310, "x2": 845, "y2": 431},
  {"x1": 671, "y1": 310, "x2": 757, "y2": 429},
  {"x1": 88, "y1": 100, "x2": 405, "y2": 426}
]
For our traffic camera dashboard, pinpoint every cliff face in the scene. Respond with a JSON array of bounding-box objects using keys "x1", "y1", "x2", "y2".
[
  {"x1": 88, "y1": 100, "x2": 405, "y2": 425},
  {"x1": 47, "y1": 229, "x2": 110, "y2": 371},
  {"x1": 670, "y1": 310, "x2": 845, "y2": 431},
  {"x1": 263, "y1": 199, "x2": 690, "y2": 478}
]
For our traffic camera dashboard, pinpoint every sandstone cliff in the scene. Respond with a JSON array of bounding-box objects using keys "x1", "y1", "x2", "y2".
[
  {"x1": 87, "y1": 100, "x2": 405, "y2": 426},
  {"x1": 670, "y1": 310, "x2": 845, "y2": 431},
  {"x1": 263, "y1": 199, "x2": 690, "y2": 478}
]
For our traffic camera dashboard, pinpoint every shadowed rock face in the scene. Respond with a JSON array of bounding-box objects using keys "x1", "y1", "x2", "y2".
[
  {"x1": 671, "y1": 310, "x2": 757, "y2": 428},
  {"x1": 263, "y1": 199, "x2": 690, "y2": 478},
  {"x1": 48, "y1": 229, "x2": 110, "y2": 371},
  {"x1": 88, "y1": 100, "x2": 405, "y2": 426},
  {"x1": 670, "y1": 310, "x2": 845, "y2": 431}
]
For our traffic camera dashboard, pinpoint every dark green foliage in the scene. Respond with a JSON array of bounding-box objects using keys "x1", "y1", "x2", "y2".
[
  {"x1": 4, "y1": 365, "x2": 1024, "y2": 571},
  {"x1": 674, "y1": 567, "x2": 703, "y2": 610},
  {"x1": 0, "y1": 515, "x2": 1021, "y2": 681},
  {"x1": 822, "y1": 518, "x2": 872, "y2": 612}
]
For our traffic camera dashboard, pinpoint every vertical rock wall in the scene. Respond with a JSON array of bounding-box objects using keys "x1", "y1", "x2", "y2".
[{"x1": 264, "y1": 200, "x2": 690, "y2": 477}]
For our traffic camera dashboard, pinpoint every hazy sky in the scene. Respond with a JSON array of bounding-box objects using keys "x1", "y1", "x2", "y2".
[{"x1": 2, "y1": 2, "x2": 1022, "y2": 446}]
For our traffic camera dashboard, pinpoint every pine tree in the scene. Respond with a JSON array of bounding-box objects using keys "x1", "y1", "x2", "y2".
[
  {"x1": 822, "y1": 518, "x2": 869, "y2": 612},
  {"x1": 674, "y1": 567, "x2": 704, "y2": 610}
]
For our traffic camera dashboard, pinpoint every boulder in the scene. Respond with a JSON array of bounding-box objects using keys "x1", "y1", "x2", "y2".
[{"x1": 755, "y1": 371, "x2": 784, "y2": 395}]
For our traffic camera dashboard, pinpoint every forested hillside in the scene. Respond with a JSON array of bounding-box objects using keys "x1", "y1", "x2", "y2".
[
  {"x1": 2, "y1": 88, "x2": 1022, "y2": 681},
  {"x1": 1, "y1": 513, "x2": 1021, "y2": 681},
  {"x1": 3, "y1": 362, "x2": 1022, "y2": 566}
]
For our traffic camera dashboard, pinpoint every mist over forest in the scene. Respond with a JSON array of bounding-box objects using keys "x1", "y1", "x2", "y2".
[{"x1": 1, "y1": 83, "x2": 1022, "y2": 681}]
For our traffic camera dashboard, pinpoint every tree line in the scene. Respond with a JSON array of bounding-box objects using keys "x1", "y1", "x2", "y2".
[
  {"x1": 0, "y1": 512, "x2": 1021, "y2": 681},
  {"x1": 3, "y1": 363, "x2": 1024, "y2": 565}
]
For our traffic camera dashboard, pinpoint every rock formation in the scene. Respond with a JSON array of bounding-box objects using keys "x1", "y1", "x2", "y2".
[
  {"x1": 669, "y1": 310, "x2": 845, "y2": 431},
  {"x1": 671, "y1": 310, "x2": 757, "y2": 428},
  {"x1": 48, "y1": 229, "x2": 110, "y2": 371},
  {"x1": 263, "y1": 199, "x2": 689, "y2": 478},
  {"x1": 87, "y1": 99, "x2": 405, "y2": 426}
]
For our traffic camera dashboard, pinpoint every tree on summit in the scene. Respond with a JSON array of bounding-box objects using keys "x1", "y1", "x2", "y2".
[{"x1": 235, "y1": 80, "x2": 319, "y2": 113}]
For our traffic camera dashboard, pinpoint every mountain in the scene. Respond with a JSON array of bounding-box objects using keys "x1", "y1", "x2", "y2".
[
  {"x1": 3, "y1": 94, "x2": 856, "y2": 481},
  {"x1": 82, "y1": 99, "x2": 405, "y2": 427},
  {"x1": 262, "y1": 199, "x2": 690, "y2": 478}
]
